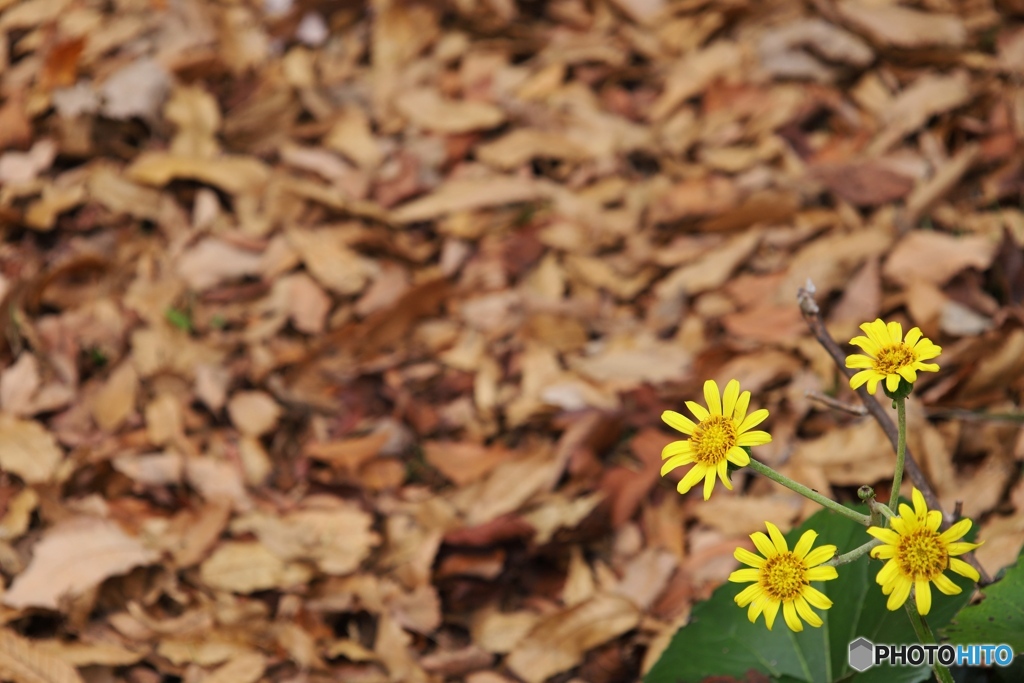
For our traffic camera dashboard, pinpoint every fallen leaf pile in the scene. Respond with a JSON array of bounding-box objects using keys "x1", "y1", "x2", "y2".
[{"x1": 0, "y1": 0, "x2": 1023, "y2": 681}]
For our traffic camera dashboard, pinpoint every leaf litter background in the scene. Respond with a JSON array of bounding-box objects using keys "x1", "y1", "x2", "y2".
[{"x1": 0, "y1": 0, "x2": 1024, "y2": 682}]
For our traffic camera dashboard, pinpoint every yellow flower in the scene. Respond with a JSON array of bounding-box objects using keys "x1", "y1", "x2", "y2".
[
  {"x1": 660, "y1": 379, "x2": 771, "y2": 500},
  {"x1": 867, "y1": 488, "x2": 981, "y2": 616},
  {"x1": 846, "y1": 319, "x2": 940, "y2": 395},
  {"x1": 729, "y1": 522, "x2": 838, "y2": 631}
]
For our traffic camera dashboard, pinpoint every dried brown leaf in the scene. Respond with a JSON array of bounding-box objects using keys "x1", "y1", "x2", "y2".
[
  {"x1": 0, "y1": 415, "x2": 63, "y2": 484},
  {"x1": 0, "y1": 628, "x2": 84, "y2": 683},
  {"x1": 4, "y1": 517, "x2": 158, "y2": 610}
]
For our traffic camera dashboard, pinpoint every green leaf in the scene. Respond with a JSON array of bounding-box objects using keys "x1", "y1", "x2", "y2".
[
  {"x1": 644, "y1": 505, "x2": 975, "y2": 683},
  {"x1": 165, "y1": 306, "x2": 193, "y2": 333},
  {"x1": 943, "y1": 545, "x2": 1024, "y2": 652}
]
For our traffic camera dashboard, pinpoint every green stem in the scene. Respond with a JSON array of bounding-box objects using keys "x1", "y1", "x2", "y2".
[
  {"x1": 904, "y1": 600, "x2": 955, "y2": 683},
  {"x1": 889, "y1": 396, "x2": 907, "y2": 511},
  {"x1": 747, "y1": 458, "x2": 871, "y2": 526},
  {"x1": 825, "y1": 538, "x2": 881, "y2": 567}
]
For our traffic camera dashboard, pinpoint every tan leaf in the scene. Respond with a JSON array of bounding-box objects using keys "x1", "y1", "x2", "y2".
[
  {"x1": 279, "y1": 272, "x2": 331, "y2": 334},
  {"x1": 0, "y1": 415, "x2": 63, "y2": 484},
  {"x1": 4, "y1": 517, "x2": 158, "y2": 610},
  {"x1": 422, "y1": 441, "x2": 509, "y2": 487},
  {"x1": 505, "y1": 593, "x2": 640, "y2": 683},
  {"x1": 226, "y1": 391, "x2": 281, "y2": 438},
  {"x1": 324, "y1": 107, "x2": 384, "y2": 170},
  {"x1": 869, "y1": 72, "x2": 971, "y2": 154},
  {"x1": 33, "y1": 640, "x2": 143, "y2": 667},
  {"x1": 0, "y1": 628, "x2": 84, "y2": 683},
  {"x1": 476, "y1": 129, "x2": 590, "y2": 170},
  {"x1": 176, "y1": 238, "x2": 264, "y2": 291},
  {"x1": 0, "y1": 354, "x2": 41, "y2": 416},
  {"x1": 391, "y1": 177, "x2": 549, "y2": 223},
  {"x1": 127, "y1": 152, "x2": 270, "y2": 194},
  {"x1": 651, "y1": 41, "x2": 742, "y2": 121},
  {"x1": 837, "y1": 1, "x2": 966, "y2": 49},
  {"x1": 883, "y1": 230, "x2": 996, "y2": 287},
  {"x1": 233, "y1": 502, "x2": 380, "y2": 575},
  {"x1": 202, "y1": 652, "x2": 266, "y2": 683},
  {"x1": 91, "y1": 361, "x2": 138, "y2": 432},
  {"x1": 199, "y1": 541, "x2": 312, "y2": 594},
  {"x1": 394, "y1": 88, "x2": 504, "y2": 133},
  {"x1": 285, "y1": 227, "x2": 379, "y2": 295}
]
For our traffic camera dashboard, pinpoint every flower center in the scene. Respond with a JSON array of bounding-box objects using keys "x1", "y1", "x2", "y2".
[
  {"x1": 690, "y1": 415, "x2": 737, "y2": 465},
  {"x1": 897, "y1": 529, "x2": 949, "y2": 581},
  {"x1": 873, "y1": 343, "x2": 916, "y2": 375},
  {"x1": 760, "y1": 552, "x2": 806, "y2": 601}
]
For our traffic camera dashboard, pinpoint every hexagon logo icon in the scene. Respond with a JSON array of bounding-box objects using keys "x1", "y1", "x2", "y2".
[{"x1": 849, "y1": 637, "x2": 875, "y2": 672}]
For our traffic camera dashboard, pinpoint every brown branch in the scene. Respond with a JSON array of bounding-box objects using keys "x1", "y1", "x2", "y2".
[
  {"x1": 796, "y1": 284, "x2": 993, "y2": 585},
  {"x1": 805, "y1": 390, "x2": 868, "y2": 416}
]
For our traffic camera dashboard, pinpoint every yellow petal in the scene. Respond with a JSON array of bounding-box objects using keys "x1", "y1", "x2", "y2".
[
  {"x1": 661, "y1": 453, "x2": 695, "y2": 476},
  {"x1": 765, "y1": 522, "x2": 788, "y2": 554},
  {"x1": 793, "y1": 530, "x2": 817, "y2": 559},
  {"x1": 867, "y1": 527, "x2": 900, "y2": 545},
  {"x1": 946, "y1": 541, "x2": 982, "y2": 556},
  {"x1": 802, "y1": 585, "x2": 832, "y2": 610},
  {"x1": 723, "y1": 380, "x2": 740, "y2": 419},
  {"x1": 686, "y1": 400, "x2": 709, "y2": 422},
  {"x1": 737, "y1": 409, "x2": 769, "y2": 434},
  {"x1": 938, "y1": 518, "x2": 973, "y2": 543},
  {"x1": 885, "y1": 373, "x2": 901, "y2": 393},
  {"x1": 949, "y1": 558, "x2": 980, "y2": 582},
  {"x1": 783, "y1": 601, "x2": 803, "y2": 632},
  {"x1": 887, "y1": 321, "x2": 903, "y2": 344},
  {"x1": 703, "y1": 469, "x2": 717, "y2": 500},
  {"x1": 849, "y1": 369, "x2": 875, "y2": 391},
  {"x1": 734, "y1": 547, "x2": 765, "y2": 568},
  {"x1": 872, "y1": 545, "x2": 896, "y2": 559},
  {"x1": 677, "y1": 464, "x2": 706, "y2": 494},
  {"x1": 849, "y1": 336, "x2": 880, "y2": 356},
  {"x1": 704, "y1": 379, "x2": 722, "y2": 416},
  {"x1": 924, "y1": 510, "x2": 942, "y2": 532},
  {"x1": 886, "y1": 578, "x2": 912, "y2": 611},
  {"x1": 802, "y1": 545, "x2": 837, "y2": 568},
  {"x1": 915, "y1": 580, "x2": 932, "y2": 615},
  {"x1": 876, "y1": 559, "x2": 899, "y2": 586},
  {"x1": 805, "y1": 566, "x2": 838, "y2": 581},
  {"x1": 866, "y1": 375, "x2": 882, "y2": 395},
  {"x1": 716, "y1": 459, "x2": 732, "y2": 491},
  {"x1": 904, "y1": 327, "x2": 922, "y2": 347},
  {"x1": 898, "y1": 504, "x2": 917, "y2": 526},
  {"x1": 736, "y1": 430, "x2": 772, "y2": 447},
  {"x1": 726, "y1": 445, "x2": 750, "y2": 467},
  {"x1": 748, "y1": 594, "x2": 768, "y2": 623},
  {"x1": 898, "y1": 366, "x2": 918, "y2": 383},
  {"x1": 734, "y1": 582, "x2": 762, "y2": 606},
  {"x1": 912, "y1": 488, "x2": 928, "y2": 518},
  {"x1": 733, "y1": 391, "x2": 750, "y2": 425},
  {"x1": 750, "y1": 531, "x2": 777, "y2": 558},
  {"x1": 794, "y1": 596, "x2": 822, "y2": 628},
  {"x1": 846, "y1": 353, "x2": 875, "y2": 369},
  {"x1": 729, "y1": 568, "x2": 761, "y2": 583},
  {"x1": 662, "y1": 411, "x2": 696, "y2": 435},
  {"x1": 889, "y1": 516, "x2": 908, "y2": 535},
  {"x1": 763, "y1": 599, "x2": 780, "y2": 630},
  {"x1": 661, "y1": 439, "x2": 693, "y2": 459},
  {"x1": 932, "y1": 572, "x2": 962, "y2": 596}
]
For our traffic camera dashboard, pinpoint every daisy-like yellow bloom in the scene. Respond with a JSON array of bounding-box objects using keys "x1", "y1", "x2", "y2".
[
  {"x1": 867, "y1": 488, "x2": 982, "y2": 615},
  {"x1": 729, "y1": 522, "x2": 838, "y2": 631},
  {"x1": 660, "y1": 379, "x2": 771, "y2": 500},
  {"x1": 846, "y1": 319, "x2": 941, "y2": 395}
]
